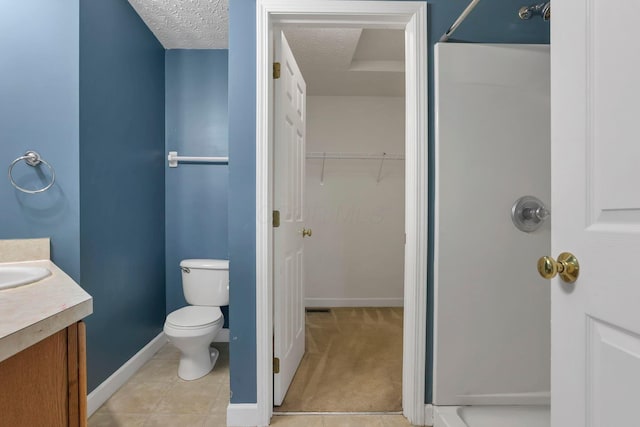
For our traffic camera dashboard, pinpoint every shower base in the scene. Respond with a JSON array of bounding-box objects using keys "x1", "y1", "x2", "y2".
[{"x1": 434, "y1": 405, "x2": 550, "y2": 427}]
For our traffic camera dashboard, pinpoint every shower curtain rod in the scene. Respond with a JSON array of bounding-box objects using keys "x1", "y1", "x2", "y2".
[{"x1": 440, "y1": 0, "x2": 481, "y2": 42}]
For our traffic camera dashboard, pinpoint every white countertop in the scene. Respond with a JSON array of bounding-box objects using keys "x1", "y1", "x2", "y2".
[{"x1": 0, "y1": 260, "x2": 93, "y2": 362}]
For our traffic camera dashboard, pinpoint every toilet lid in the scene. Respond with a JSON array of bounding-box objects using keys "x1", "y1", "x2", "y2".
[{"x1": 166, "y1": 306, "x2": 223, "y2": 328}]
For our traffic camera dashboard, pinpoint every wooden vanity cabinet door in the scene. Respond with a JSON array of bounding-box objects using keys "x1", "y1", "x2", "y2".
[
  {"x1": 0, "y1": 322, "x2": 87, "y2": 427},
  {"x1": 0, "y1": 327, "x2": 68, "y2": 426}
]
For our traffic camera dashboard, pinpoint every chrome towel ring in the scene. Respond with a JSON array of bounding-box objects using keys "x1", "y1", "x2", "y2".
[{"x1": 8, "y1": 151, "x2": 56, "y2": 194}]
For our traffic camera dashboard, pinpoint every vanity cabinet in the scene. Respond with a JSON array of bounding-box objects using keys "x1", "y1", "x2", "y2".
[{"x1": 0, "y1": 321, "x2": 87, "y2": 427}]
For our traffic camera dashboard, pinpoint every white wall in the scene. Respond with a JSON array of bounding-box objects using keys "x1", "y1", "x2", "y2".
[
  {"x1": 433, "y1": 44, "x2": 551, "y2": 405},
  {"x1": 304, "y1": 96, "x2": 404, "y2": 307}
]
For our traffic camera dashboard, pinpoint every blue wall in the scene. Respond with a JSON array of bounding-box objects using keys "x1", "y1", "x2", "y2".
[
  {"x1": 0, "y1": 1, "x2": 80, "y2": 280},
  {"x1": 229, "y1": 0, "x2": 258, "y2": 404},
  {"x1": 165, "y1": 50, "x2": 229, "y2": 326},
  {"x1": 228, "y1": 0, "x2": 549, "y2": 404},
  {"x1": 80, "y1": 0, "x2": 166, "y2": 391}
]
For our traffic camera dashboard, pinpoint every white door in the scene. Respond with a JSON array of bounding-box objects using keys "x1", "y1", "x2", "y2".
[
  {"x1": 552, "y1": 1, "x2": 640, "y2": 426},
  {"x1": 273, "y1": 30, "x2": 307, "y2": 406}
]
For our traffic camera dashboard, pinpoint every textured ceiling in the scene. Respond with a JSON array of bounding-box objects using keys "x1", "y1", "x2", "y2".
[
  {"x1": 126, "y1": 2, "x2": 403, "y2": 95},
  {"x1": 284, "y1": 28, "x2": 405, "y2": 97},
  {"x1": 127, "y1": 0, "x2": 228, "y2": 49}
]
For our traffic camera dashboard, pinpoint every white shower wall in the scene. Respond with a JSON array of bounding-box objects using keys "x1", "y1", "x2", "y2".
[
  {"x1": 434, "y1": 44, "x2": 551, "y2": 405},
  {"x1": 304, "y1": 96, "x2": 405, "y2": 307}
]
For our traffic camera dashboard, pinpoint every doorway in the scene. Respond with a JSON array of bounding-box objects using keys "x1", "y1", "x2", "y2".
[
  {"x1": 275, "y1": 26, "x2": 407, "y2": 412},
  {"x1": 254, "y1": 1, "x2": 428, "y2": 425}
]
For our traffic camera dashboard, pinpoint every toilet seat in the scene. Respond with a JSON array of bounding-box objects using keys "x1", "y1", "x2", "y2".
[{"x1": 166, "y1": 306, "x2": 223, "y2": 330}]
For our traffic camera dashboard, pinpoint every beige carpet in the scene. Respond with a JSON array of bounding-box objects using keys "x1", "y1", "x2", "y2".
[{"x1": 277, "y1": 307, "x2": 403, "y2": 412}]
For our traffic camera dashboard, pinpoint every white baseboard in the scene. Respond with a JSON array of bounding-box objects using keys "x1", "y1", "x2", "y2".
[
  {"x1": 227, "y1": 403, "x2": 262, "y2": 426},
  {"x1": 305, "y1": 298, "x2": 404, "y2": 308},
  {"x1": 425, "y1": 404, "x2": 434, "y2": 426},
  {"x1": 87, "y1": 332, "x2": 167, "y2": 416}
]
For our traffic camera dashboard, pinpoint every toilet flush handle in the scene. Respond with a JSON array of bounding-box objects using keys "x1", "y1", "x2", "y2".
[{"x1": 181, "y1": 267, "x2": 191, "y2": 273}]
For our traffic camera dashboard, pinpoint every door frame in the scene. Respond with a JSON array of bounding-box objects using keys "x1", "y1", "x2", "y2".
[{"x1": 255, "y1": 1, "x2": 428, "y2": 425}]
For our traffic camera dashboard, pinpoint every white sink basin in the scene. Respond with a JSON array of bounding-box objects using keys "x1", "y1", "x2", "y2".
[{"x1": 0, "y1": 266, "x2": 51, "y2": 290}]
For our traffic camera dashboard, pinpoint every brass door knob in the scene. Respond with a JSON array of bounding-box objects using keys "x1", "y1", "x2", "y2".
[
  {"x1": 302, "y1": 228, "x2": 312, "y2": 238},
  {"x1": 537, "y1": 252, "x2": 580, "y2": 283}
]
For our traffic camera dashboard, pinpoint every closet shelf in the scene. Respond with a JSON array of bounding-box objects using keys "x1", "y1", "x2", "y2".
[
  {"x1": 306, "y1": 151, "x2": 404, "y2": 161},
  {"x1": 306, "y1": 151, "x2": 405, "y2": 184}
]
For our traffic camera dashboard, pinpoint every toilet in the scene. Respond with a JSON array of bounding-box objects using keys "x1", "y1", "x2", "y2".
[{"x1": 163, "y1": 259, "x2": 229, "y2": 380}]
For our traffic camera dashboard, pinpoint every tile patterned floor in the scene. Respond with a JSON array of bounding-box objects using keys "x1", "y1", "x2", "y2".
[
  {"x1": 89, "y1": 342, "x2": 230, "y2": 427},
  {"x1": 89, "y1": 342, "x2": 415, "y2": 427}
]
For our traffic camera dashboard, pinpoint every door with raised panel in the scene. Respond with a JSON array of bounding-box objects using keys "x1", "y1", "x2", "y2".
[
  {"x1": 551, "y1": 1, "x2": 640, "y2": 425},
  {"x1": 273, "y1": 30, "x2": 307, "y2": 406}
]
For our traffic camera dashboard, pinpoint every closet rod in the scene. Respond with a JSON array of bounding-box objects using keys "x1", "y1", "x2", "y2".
[{"x1": 306, "y1": 152, "x2": 404, "y2": 161}]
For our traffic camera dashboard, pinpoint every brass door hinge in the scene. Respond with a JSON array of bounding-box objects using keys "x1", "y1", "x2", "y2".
[
  {"x1": 273, "y1": 62, "x2": 281, "y2": 79},
  {"x1": 273, "y1": 357, "x2": 280, "y2": 374},
  {"x1": 273, "y1": 210, "x2": 280, "y2": 228}
]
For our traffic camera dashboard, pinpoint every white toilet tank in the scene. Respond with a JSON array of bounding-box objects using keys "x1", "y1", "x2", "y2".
[{"x1": 180, "y1": 259, "x2": 229, "y2": 306}]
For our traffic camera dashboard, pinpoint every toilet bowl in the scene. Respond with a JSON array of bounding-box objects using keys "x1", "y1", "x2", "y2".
[
  {"x1": 164, "y1": 306, "x2": 224, "y2": 380},
  {"x1": 164, "y1": 259, "x2": 229, "y2": 381}
]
